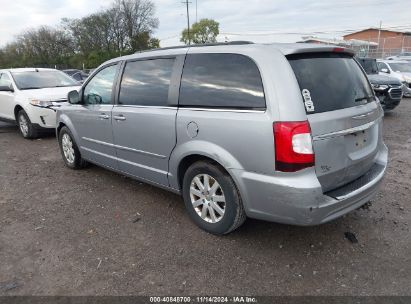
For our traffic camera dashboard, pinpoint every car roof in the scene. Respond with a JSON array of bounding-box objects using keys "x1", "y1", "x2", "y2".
[
  {"x1": 104, "y1": 42, "x2": 355, "y2": 65},
  {"x1": 378, "y1": 59, "x2": 411, "y2": 63},
  {"x1": 0, "y1": 68, "x2": 58, "y2": 73}
]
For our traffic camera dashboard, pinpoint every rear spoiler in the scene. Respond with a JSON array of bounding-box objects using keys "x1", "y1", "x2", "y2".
[{"x1": 282, "y1": 46, "x2": 355, "y2": 57}]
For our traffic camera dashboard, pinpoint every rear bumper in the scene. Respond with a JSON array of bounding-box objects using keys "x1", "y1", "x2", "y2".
[{"x1": 230, "y1": 144, "x2": 388, "y2": 226}]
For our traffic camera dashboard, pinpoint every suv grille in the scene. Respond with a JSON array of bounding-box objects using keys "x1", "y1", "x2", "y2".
[{"x1": 389, "y1": 88, "x2": 403, "y2": 99}]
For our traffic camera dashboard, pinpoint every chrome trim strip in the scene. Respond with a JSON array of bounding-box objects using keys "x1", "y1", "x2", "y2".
[
  {"x1": 313, "y1": 119, "x2": 380, "y2": 141},
  {"x1": 82, "y1": 137, "x2": 167, "y2": 159},
  {"x1": 114, "y1": 105, "x2": 265, "y2": 113},
  {"x1": 179, "y1": 107, "x2": 266, "y2": 113},
  {"x1": 115, "y1": 105, "x2": 177, "y2": 110},
  {"x1": 351, "y1": 111, "x2": 375, "y2": 120}
]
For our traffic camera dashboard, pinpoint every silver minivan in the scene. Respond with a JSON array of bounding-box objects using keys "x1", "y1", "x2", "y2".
[{"x1": 57, "y1": 42, "x2": 388, "y2": 234}]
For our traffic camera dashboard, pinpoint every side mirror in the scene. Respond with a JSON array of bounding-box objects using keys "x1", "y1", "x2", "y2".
[
  {"x1": 68, "y1": 90, "x2": 81, "y2": 104},
  {"x1": 0, "y1": 85, "x2": 14, "y2": 92},
  {"x1": 381, "y1": 68, "x2": 389, "y2": 73}
]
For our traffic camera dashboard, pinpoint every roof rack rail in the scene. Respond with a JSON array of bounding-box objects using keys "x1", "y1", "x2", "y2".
[{"x1": 135, "y1": 41, "x2": 254, "y2": 53}]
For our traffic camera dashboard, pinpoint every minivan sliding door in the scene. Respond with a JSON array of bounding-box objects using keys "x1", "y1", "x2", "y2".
[{"x1": 112, "y1": 56, "x2": 183, "y2": 187}]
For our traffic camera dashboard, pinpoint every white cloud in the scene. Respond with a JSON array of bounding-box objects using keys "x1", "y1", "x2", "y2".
[{"x1": 1, "y1": 0, "x2": 410, "y2": 47}]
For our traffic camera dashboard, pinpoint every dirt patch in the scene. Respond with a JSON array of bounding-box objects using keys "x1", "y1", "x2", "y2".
[{"x1": 0, "y1": 101, "x2": 410, "y2": 295}]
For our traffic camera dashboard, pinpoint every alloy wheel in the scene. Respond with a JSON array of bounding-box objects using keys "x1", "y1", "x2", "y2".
[
  {"x1": 62, "y1": 133, "x2": 75, "y2": 164},
  {"x1": 190, "y1": 174, "x2": 226, "y2": 223},
  {"x1": 18, "y1": 114, "x2": 29, "y2": 137}
]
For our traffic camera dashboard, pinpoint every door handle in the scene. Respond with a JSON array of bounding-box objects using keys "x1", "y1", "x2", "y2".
[
  {"x1": 98, "y1": 113, "x2": 110, "y2": 120},
  {"x1": 113, "y1": 115, "x2": 126, "y2": 121}
]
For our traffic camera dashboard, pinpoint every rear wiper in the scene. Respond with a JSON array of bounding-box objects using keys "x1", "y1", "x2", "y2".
[{"x1": 355, "y1": 96, "x2": 374, "y2": 102}]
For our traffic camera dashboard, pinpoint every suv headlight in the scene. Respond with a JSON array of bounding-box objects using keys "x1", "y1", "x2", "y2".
[
  {"x1": 372, "y1": 84, "x2": 389, "y2": 91},
  {"x1": 29, "y1": 99, "x2": 53, "y2": 107}
]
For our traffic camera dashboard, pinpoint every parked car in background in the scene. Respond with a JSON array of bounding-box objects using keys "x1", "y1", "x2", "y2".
[
  {"x1": 357, "y1": 57, "x2": 402, "y2": 111},
  {"x1": 0, "y1": 68, "x2": 80, "y2": 138},
  {"x1": 377, "y1": 60, "x2": 411, "y2": 97},
  {"x1": 387, "y1": 52, "x2": 411, "y2": 61},
  {"x1": 56, "y1": 43, "x2": 387, "y2": 234},
  {"x1": 83, "y1": 68, "x2": 96, "y2": 75},
  {"x1": 62, "y1": 69, "x2": 89, "y2": 83}
]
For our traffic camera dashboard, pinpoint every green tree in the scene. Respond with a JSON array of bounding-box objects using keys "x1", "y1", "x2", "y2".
[
  {"x1": 181, "y1": 18, "x2": 219, "y2": 45},
  {"x1": 0, "y1": 0, "x2": 161, "y2": 69}
]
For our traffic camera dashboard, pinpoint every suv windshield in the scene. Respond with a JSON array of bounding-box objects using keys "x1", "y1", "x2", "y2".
[
  {"x1": 288, "y1": 53, "x2": 374, "y2": 114},
  {"x1": 388, "y1": 62, "x2": 411, "y2": 73},
  {"x1": 11, "y1": 70, "x2": 79, "y2": 90},
  {"x1": 357, "y1": 58, "x2": 378, "y2": 75}
]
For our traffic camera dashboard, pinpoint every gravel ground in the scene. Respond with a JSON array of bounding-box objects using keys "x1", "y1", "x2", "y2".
[{"x1": 0, "y1": 100, "x2": 410, "y2": 296}]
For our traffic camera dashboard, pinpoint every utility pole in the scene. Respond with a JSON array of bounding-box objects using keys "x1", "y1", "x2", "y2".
[
  {"x1": 182, "y1": 0, "x2": 191, "y2": 45},
  {"x1": 377, "y1": 20, "x2": 382, "y2": 55},
  {"x1": 196, "y1": 0, "x2": 198, "y2": 23}
]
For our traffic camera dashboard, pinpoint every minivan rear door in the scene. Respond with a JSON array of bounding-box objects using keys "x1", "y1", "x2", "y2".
[{"x1": 288, "y1": 52, "x2": 384, "y2": 192}]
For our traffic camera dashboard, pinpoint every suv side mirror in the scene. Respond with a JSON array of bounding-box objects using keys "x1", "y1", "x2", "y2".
[
  {"x1": 381, "y1": 68, "x2": 389, "y2": 74},
  {"x1": 68, "y1": 90, "x2": 81, "y2": 104},
  {"x1": 0, "y1": 85, "x2": 14, "y2": 92}
]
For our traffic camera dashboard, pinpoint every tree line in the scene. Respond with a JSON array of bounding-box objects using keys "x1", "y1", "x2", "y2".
[{"x1": 0, "y1": 0, "x2": 160, "y2": 69}]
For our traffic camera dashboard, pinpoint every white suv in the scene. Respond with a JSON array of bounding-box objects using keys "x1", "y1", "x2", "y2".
[{"x1": 0, "y1": 68, "x2": 81, "y2": 138}]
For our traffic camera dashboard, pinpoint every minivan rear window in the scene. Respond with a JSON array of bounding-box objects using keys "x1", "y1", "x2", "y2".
[{"x1": 288, "y1": 53, "x2": 374, "y2": 114}]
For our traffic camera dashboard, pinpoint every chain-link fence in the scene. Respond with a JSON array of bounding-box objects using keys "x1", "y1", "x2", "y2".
[{"x1": 350, "y1": 35, "x2": 411, "y2": 59}]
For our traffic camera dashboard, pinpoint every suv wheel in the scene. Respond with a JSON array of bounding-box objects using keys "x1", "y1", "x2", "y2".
[
  {"x1": 58, "y1": 126, "x2": 87, "y2": 169},
  {"x1": 17, "y1": 110, "x2": 38, "y2": 139},
  {"x1": 182, "y1": 160, "x2": 246, "y2": 234}
]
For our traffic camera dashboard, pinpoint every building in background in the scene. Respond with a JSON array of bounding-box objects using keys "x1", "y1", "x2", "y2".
[
  {"x1": 299, "y1": 36, "x2": 378, "y2": 57},
  {"x1": 343, "y1": 28, "x2": 411, "y2": 58}
]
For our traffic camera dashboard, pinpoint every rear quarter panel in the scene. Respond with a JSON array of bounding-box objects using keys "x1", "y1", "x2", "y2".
[{"x1": 168, "y1": 46, "x2": 309, "y2": 190}]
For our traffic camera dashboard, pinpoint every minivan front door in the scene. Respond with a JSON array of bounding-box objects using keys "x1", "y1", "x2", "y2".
[
  {"x1": 112, "y1": 57, "x2": 181, "y2": 186},
  {"x1": 69, "y1": 64, "x2": 120, "y2": 169}
]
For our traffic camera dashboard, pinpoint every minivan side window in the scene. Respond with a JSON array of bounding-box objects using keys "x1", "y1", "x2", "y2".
[
  {"x1": 179, "y1": 53, "x2": 265, "y2": 109},
  {"x1": 119, "y1": 58, "x2": 175, "y2": 106},
  {"x1": 83, "y1": 64, "x2": 118, "y2": 105}
]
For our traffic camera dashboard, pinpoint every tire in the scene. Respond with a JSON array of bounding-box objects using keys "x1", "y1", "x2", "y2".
[
  {"x1": 58, "y1": 126, "x2": 87, "y2": 169},
  {"x1": 182, "y1": 160, "x2": 246, "y2": 235},
  {"x1": 17, "y1": 109, "x2": 38, "y2": 139}
]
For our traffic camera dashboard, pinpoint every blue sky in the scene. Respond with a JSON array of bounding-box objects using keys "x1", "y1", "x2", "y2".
[{"x1": 1, "y1": 0, "x2": 410, "y2": 47}]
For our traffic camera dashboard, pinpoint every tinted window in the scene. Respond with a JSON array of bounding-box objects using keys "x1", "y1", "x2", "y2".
[
  {"x1": 288, "y1": 53, "x2": 374, "y2": 114},
  {"x1": 119, "y1": 59, "x2": 174, "y2": 106},
  {"x1": 83, "y1": 64, "x2": 118, "y2": 105},
  {"x1": 11, "y1": 70, "x2": 78, "y2": 90},
  {"x1": 179, "y1": 53, "x2": 265, "y2": 109},
  {"x1": 357, "y1": 58, "x2": 378, "y2": 74}
]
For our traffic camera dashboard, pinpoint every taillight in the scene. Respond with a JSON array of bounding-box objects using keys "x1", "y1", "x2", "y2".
[{"x1": 273, "y1": 121, "x2": 315, "y2": 172}]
